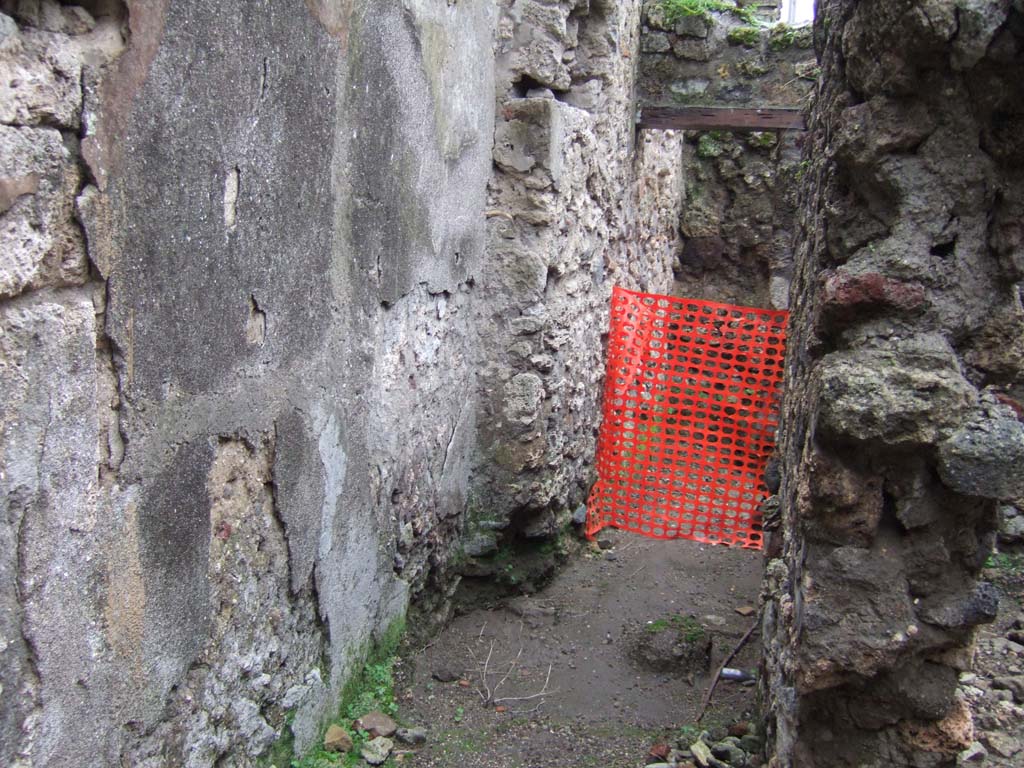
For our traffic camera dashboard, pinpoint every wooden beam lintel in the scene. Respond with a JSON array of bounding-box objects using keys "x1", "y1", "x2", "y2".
[{"x1": 638, "y1": 106, "x2": 806, "y2": 132}]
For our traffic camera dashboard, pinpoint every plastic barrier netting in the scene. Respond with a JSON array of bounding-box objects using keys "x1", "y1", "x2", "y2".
[{"x1": 585, "y1": 286, "x2": 789, "y2": 549}]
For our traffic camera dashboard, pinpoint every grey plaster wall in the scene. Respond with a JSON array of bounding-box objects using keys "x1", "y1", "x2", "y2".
[{"x1": 1, "y1": 0, "x2": 495, "y2": 765}]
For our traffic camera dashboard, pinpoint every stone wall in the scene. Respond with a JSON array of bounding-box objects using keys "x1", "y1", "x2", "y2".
[
  {"x1": 638, "y1": 1, "x2": 815, "y2": 310},
  {"x1": 0, "y1": 1, "x2": 684, "y2": 765},
  {"x1": 638, "y1": 0, "x2": 812, "y2": 109},
  {"x1": 462, "y1": 0, "x2": 685, "y2": 566},
  {"x1": 763, "y1": 1, "x2": 1024, "y2": 765},
  {"x1": 672, "y1": 121, "x2": 804, "y2": 309},
  {"x1": 1, "y1": 0, "x2": 495, "y2": 765}
]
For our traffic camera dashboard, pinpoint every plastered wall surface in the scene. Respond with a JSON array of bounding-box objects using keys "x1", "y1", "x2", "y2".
[{"x1": 2, "y1": 0, "x2": 494, "y2": 764}]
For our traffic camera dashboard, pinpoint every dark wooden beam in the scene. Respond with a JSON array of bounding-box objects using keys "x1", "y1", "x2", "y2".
[{"x1": 638, "y1": 106, "x2": 806, "y2": 131}]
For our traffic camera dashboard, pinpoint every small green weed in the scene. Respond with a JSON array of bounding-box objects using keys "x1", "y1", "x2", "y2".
[
  {"x1": 985, "y1": 552, "x2": 1024, "y2": 571},
  {"x1": 344, "y1": 659, "x2": 398, "y2": 720},
  {"x1": 434, "y1": 729, "x2": 485, "y2": 756},
  {"x1": 267, "y1": 619, "x2": 406, "y2": 768}
]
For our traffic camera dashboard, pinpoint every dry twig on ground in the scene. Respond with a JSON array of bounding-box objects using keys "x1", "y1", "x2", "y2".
[
  {"x1": 493, "y1": 663, "x2": 556, "y2": 705},
  {"x1": 697, "y1": 614, "x2": 760, "y2": 723}
]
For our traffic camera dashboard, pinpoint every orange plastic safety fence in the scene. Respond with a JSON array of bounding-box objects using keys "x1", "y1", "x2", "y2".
[{"x1": 585, "y1": 286, "x2": 789, "y2": 549}]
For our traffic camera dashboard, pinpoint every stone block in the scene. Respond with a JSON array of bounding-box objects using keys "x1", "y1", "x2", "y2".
[
  {"x1": 917, "y1": 582, "x2": 999, "y2": 630},
  {"x1": 0, "y1": 125, "x2": 87, "y2": 298},
  {"x1": 938, "y1": 414, "x2": 1024, "y2": 500},
  {"x1": 998, "y1": 504, "x2": 1024, "y2": 543},
  {"x1": 821, "y1": 270, "x2": 928, "y2": 320},
  {"x1": 796, "y1": 542, "x2": 916, "y2": 691},
  {"x1": 816, "y1": 336, "x2": 977, "y2": 447},
  {"x1": 0, "y1": 26, "x2": 83, "y2": 128},
  {"x1": 642, "y1": 31, "x2": 671, "y2": 52},
  {"x1": 796, "y1": 449, "x2": 883, "y2": 546}
]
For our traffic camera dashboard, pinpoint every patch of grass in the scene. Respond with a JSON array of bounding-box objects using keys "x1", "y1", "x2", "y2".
[
  {"x1": 658, "y1": 0, "x2": 757, "y2": 25},
  {"x1": 677, "y1": 615, "x2": 705, "y2": 643},
  {"x1": 266, "y1": 618, "x2": 406, "y2": 768},
  {"x1": 434, "y1": 729, "x2": 485, "y2": 756},
  {"x1": 292, "y1": 747, "x2": 349, "y2": 768},
  {"x1": 646, "y1": 617, "x2": 673, "y2": 633},
  {"x1": 343, "y1": 658, "x2": 399, "y2": 721},
  {"x1": 645, "y1": 613, "x2": 706, "y2": 642}
]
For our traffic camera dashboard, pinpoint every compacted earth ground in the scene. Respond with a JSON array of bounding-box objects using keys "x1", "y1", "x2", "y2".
[
  {"x1": 294, "y1": 538, "x2": 1024, "y2": 768},
  {"x1": 392, "y1": 528, "x2": 765, "y2": 768}
]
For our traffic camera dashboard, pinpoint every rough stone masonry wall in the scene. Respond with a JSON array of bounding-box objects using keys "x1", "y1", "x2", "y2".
[
  {"x1": 638, "y1": 0, "x2": 816, "y2": 310},
  {"x1": 463, "y1": 0, "x2": 685, "y2": 564},
  {"x1": 0, "y1": 1, "x2": 496, "y2": 765},
  {"x1": 763, "y1": 1, "x2": 1024, "y2": 766}
]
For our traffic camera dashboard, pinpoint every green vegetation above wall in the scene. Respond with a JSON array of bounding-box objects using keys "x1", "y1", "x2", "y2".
[{"x1": 656, "y1": 0, "x2": 758, "y2": 25}]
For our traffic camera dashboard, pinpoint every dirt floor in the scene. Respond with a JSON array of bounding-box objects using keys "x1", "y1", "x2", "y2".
[{"x1": 393, "y1": 528, "x2": 764, "y2": 768}]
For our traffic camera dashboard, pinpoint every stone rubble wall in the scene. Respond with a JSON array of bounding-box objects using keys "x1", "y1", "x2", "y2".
[
  {"x1": 0, "y1": 1, "x2": 684, "y2": 766},
  {"x1": 672, "y1": 119, "x2": 804, "y2": 310},
  {"x1": 638, "y1": 1, "x2": 816, "y2": 310},
  {"x1": 638, "y1": 0, "x2": 810, "y2": 109},
  {"x1": 763, "y1": 1, "x2": 1024, "y2": 765},
  {"x1": 463, "y1": 0, "x2": 685, "y2": 561}
]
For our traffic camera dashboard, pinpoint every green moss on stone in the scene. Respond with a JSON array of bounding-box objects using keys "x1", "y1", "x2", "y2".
[
  {"x1": 747, "y1": 131, "x2": 778, "y2": 149},
  {"x1": 727, "y1": 26, "x2": 761, "y2": 48},
  {"x1": 768, "y1": 23, "x2": 798, "y2": 51},
  {"x1": 657, "y1": 0, "x2": 756, "y2": 25},
  {"x1": 737, "y1": 57, "x2": 771, "y2": 77},
  {"x1": 697, "y1": 133, "x2": 725, "y2": 158}
]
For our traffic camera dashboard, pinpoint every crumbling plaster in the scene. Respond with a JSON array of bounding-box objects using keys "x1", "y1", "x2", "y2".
[{"x1": 2, "y1": 0, "x2": 493, "y2": 764}]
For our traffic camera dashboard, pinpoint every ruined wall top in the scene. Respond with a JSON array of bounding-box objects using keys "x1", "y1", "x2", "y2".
[{"x1": 638, "y1": 0, "x2": 814, "y2": 109}]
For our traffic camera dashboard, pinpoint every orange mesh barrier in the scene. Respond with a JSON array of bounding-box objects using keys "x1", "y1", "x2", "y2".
[{"x1": 585, "y1": 286, "x2": 789, "y2": 549}]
